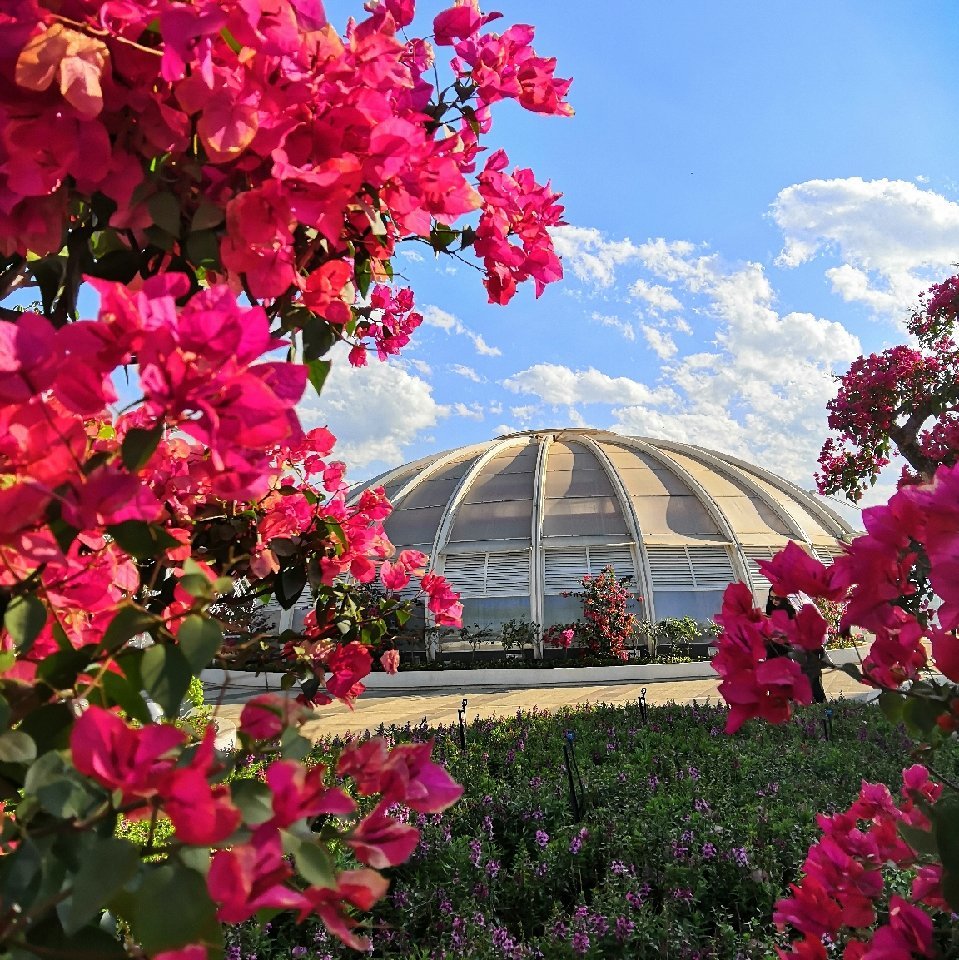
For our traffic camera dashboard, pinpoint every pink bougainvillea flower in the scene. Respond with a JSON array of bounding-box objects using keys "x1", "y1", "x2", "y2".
[
  {"x1": 265, "y1": 759, "x2": 356, "y2": 828},
  {"x1": 207, "y1": 826, "x2": 310, "y2": 923},
  {"x1": 70, "y1": 706, "x2": 185, "y2": 805},
  {"x1": 345, "y1": 801, "x2": 420, "y2": 869},
  {"x1": 301, "y1": 869, "x2": 390, "y2": 950},
  {"x1": 239, "y1": 693, "x2": 309, "y2": 741},
  {"x1": 861, "y1": 896, "x2": 933, "y2": 959},
  {"x1": 153, "y1": 945, "x2": 208, "y2": 960},
  {"x1": 379, "y1": 649, "x2": 400, "y2": 674},
  {"x1": 15, "y1": 22, "x2": 110, "y2": 118},
  {"x1": 324, "y1": 641, "x2": 372, "y2": 701},
  {"x1": 757, "y1": 541, "x2": 846, "y2": 602},
  {"x1": 0, "y1": 312, "x2": 58, "y2": 402}
]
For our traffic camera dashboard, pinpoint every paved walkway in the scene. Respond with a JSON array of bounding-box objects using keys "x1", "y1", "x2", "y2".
[{"x1": 205, "y1": 669, "x2": 872, "y2": 742}]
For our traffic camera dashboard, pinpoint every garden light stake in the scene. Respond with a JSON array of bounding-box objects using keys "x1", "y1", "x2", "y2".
[
  {"x1": 458, "y1": 698, "x2": 468, "y2": 751},
  {"x1": 562, "y1": 729, "x2": 587, "y2": 822}
]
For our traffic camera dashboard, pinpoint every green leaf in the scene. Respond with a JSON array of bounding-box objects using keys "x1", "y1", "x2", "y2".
[
  {"x1": 121, "y1": 424, "x2": 164, "y2": 472},
  {"x1": 130, "y1": 864, "x2": 222, "y2": 954},
  {"x1": 17, "y1": 703, "x2": 73, "y2": 754},
  {"x1": 838, "y1": 662, "x2": 862, "y2": 682},
  {"x1": 61, "y1": 836, "x2": 139, "y2": 935},
  {"x1": 877, "y1": 690, "x2": 904, "y2": 724},
  {"x1": 307, "y1": 358, "x2": 332, "y2": 396},
  {"x1": 36, "y1": 647, "x2": 94, "y2": 690},
  {"x1": 902, "y1": 694, "x2": 946, "y2": 736},
  {"x1": 99, "y1": 669, "x2": 153, "y2": 724},
  {"x1": 354, "y1": 258, "x2": 371, "y2": 298},
  {"x1": 190, "y1": 202, "x2": 225, "y2": 232},
  {"x1": 276, "y1": 565, "x2": 307, "y2": 610},
  {"x1": 3, "y1": 596, "x2": 47, "y2": 654},
  {"x1": 293, "y1": 839, "x2": 336, "y2": 889},
  {"x1": 0, "y1": 732, "x2": 36, "y2": 764},
  {"x1": 185, "y1": 229, "x2": 221, "y2": 268},
  {"x1": 935, "y1": 796, "x2": 959, "y2": 911},
  {"x1": 230, "y1": 779, "x2": 274, "y2": 825},
  {"x1": 900, "y1": 822, "x2": 938, "y2": 857},
  {"x1": 23, "y1": 915, "x2": 125, "y2": 960},
  {"x1": 178, "y1": 615, "x2": 222, "y2": 674},
  {"x1": 302, "y1": 317, "x2": 338, "y2": 362},
  {"x1": 144, "y1": 225, "x2": 176, "y2": 252},
  {"x1": 99, "y1": 604, "x2": 158, "y2": 653},
  {"x1": 141, "y1": 645, "x2": 193, "y2": 718},
  {"x1": 147, "y1": 192, "x2": 182, "y2": 238},
  {"x1": 108, "y1": 520, "x2": 180, "y2": 561},
  {"x1": 279, "y1": 725, "x2": 311, "y2": 761},
  {"x1": 88, "y1": 249, "x2": 141, "y2": 284}
]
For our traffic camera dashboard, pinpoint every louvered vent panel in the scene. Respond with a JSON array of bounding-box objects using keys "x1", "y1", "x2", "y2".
[
  {"x1": 813, "y1": 543, "x2": 847, "y2": 564},
  {"x1": 587, "y1": 546, "x2": 635, "y2": 580},
  {"x1": 441, "y1": 553, "x2": 487, "y2": 598},
  {"x1": 689, "y1": 547, "x2": 735, "y2": 587},
  {"x1": 742, "y1": 547, "x2": 775, "y2": 588},
  {"x1": 543, "y1": 549, "x2": 590, "y2": 595},
  {"x1": 646, "y1": 546, "x2": 694, "y2": 589},
  {"x1": 485, "y1": 551, "x2": 531, "y2": 597}
]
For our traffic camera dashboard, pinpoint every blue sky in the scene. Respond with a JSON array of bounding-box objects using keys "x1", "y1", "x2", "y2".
[{"x1": 305, "y1": 1, "x2": 959, "y2": 521}]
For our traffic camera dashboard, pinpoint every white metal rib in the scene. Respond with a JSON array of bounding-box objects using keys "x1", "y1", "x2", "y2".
[
  {"x1": 577, "y1": 434, "x2": 657, "y2": 622},
  {"x1": 617, "y1": 436, "x2": 750, "y2": 585}
]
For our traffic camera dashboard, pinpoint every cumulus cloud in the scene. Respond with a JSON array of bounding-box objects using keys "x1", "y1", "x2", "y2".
[
  {"x1": 503, "y1": 363, "x2": 677, "y2": 407},
  {"x1": 297, "y1": 349, "x2": 446, "y2": 470},
  {"x1": 591, "y1": 311, "x2": 635, "y2": 341},
  {"x1": 771, "y1": 177, "x2": 959, "y2": 316},
  {"x1": 640, "y1": 325, "x2": 678, "y2": 359},
  {"x1": 450, "y1": 363, "x2": 483, "y2": 382},
  {"x1": 421, "y1": 304, "x2": 503, "y2": 356},
  {"x1": 611, "y1": 257, "x2": 861, "y2": 485},
  {"x1": 550, "y1": 225, "x2": 643, "y2": 286},
  {"x1": 451, "y1": 401, "x2": 485, "y2": 421},
  {"x1": 406, "y1": 358, "x2": 432, "y2": 375},
  {"x1": 629, "y1": 278, "x2": 683, "y2": 313}
]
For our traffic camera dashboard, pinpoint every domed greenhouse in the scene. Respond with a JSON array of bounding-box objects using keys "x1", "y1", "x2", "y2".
[{"x1": 344, "y1": 428, "x2": 856, "y2": 653}]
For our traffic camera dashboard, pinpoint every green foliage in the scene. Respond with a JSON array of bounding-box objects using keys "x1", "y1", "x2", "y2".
[{"x1": 225, "y1": 700, "x2": 959, "y2": 959}]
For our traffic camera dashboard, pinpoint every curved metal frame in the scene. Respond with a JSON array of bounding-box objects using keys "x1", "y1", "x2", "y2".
[
  {"x1": 577, "y1": 434, "x2": 656, "y2": 622},
  {"x1": 614, "y1": 436, "x2": 750, "y2": 585}
]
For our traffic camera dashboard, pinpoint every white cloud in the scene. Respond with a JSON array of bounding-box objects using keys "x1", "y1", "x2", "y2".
[
  {"x1": 629, "y1": 278, "x2": 682, "y2": 313},
  {"x1": 640, "y1": 324, "x2": 678, "y2": 359},
  {"x1": 451, "y1": 401, "x2": 485, "y2": 421},
  {"x1": 450, "y1": 363, "x2": 483, "y2": 382},
  {"x1": 612, "y1": 259, "x2": 861, "y2": 486},
  {"x1": 503, "y1": 363, "x2": 677, "y2": 407},
  {"x1": 469, "y1": 331, "x2": 502, "y2": 357},
  {"x1": 297, "y1": 349, "x2": 446, "y2": 470},
  {"x1": 550, "y1": 225, "x2": 643, "y2": 286},
  {"x1": 509, "y1": 404, "x2": 539, "y2": 422},
  {"x1": 421, "y1": 304, "x2": 502, "y2": 357},
  {"x1": 406, "y1": 358, "x2": 432, "y2": 375},
  {"x1": 772, "y1": 177, "x2": 959, "y2": 316},
  {"x1": 399, "y1": 248, "x2": 424, "y2": 262},
  {"x1": 591, "y1": 311, "x2": 635, "y2": 341}
]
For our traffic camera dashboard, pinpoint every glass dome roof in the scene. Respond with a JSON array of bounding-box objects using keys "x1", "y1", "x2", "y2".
[{"x1": 353, "y1": 429, "x2": 856, "y2": 631}]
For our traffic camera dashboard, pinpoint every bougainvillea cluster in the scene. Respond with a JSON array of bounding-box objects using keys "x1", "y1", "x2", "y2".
[
  {"x1": 0, "y1": 1, "x2": 570, "y2": 956},
  {"x1": 547, "y1": 567, "x2": 637, "y2": 661},
  {"x1": 817, "y1": 275, "x2": 959, "y2": 501},
  {"x1": 715, "y1": 276, "x2": 959, "y2": 955}
]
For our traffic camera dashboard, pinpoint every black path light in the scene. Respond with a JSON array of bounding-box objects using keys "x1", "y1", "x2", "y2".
[
  {"x1": 457, "y1": 697, "x2": 468, "y2": 751},
  {"x1": 638, "y1": 686, "x2": 648, "y2": 725},
  {"x1": 822, "y1": 707, "x2": 834, "y2": 742},
  {"x1": 562, "y1": 729, "x2": 587, "y2": 822}
]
